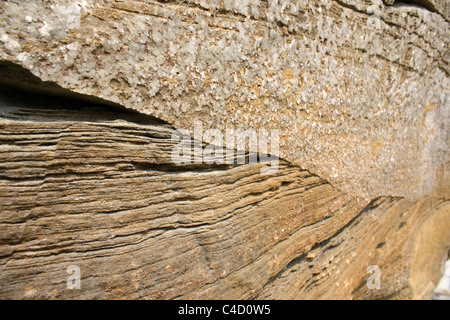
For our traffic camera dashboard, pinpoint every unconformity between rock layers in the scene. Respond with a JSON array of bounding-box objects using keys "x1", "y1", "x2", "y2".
[{"x1": 0, "y1": 0, "x2": 449, "y2": 300}]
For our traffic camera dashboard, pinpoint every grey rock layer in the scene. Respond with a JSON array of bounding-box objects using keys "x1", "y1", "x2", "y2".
[
  {"x1": 0, "y1": 0, "x2": 449, "y2": 300},
  {"x1": 0, "y1": 0, "x2": 449, "y2": 201}
]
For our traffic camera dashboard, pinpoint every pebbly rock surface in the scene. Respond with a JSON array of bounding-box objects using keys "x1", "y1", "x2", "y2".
[
  {"x1": 0, "y1": 0, "x2": 449, "y2": 201},
  {"x1": 431, "y1": 259, "x2": 450, "y2": 300},
  {"x1": 0, "y1": 0, "x2": 449, "y2": 300}
]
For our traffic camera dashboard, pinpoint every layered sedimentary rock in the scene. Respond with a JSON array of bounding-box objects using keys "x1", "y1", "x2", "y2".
[
  {"x1": 0, "y1": 82, "x2": 448, "y2": 300},
  {"x1": 0, "y1": 0, "x2": 449, "y2": 300}
]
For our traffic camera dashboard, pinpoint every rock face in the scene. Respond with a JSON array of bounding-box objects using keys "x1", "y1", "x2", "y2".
[
  {"x1": 1, "y1": 0, "x2": 449, "y2": 201},
  {"x1": 384, "y1": 1, "x2": 449, "y2": 21},
  {"x1": 0, "y1": 79, "x2": 448, "y2": 300},
  {"x1": 0, "y1": 0, "x2": 449, "y2": 300},
  {"x1": 406, "y1": 0, "x2": 450, "y2": 21}
]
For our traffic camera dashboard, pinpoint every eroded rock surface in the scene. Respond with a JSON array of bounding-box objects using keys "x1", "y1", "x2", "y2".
[
  {"x1": 0, "y1": 0, "x2": 449, "y2": 300},
  {"x1": 0, "y1": 0, "x2": 449, "y2": 200},
  {"x1": 0, "y1": 82, "x2": 448, "y2": 299}
]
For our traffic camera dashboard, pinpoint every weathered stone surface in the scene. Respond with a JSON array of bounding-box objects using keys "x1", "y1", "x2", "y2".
[
  {"x1": 0, "y1": 83, "x2": 448, "y2": 300},
  {"x1": 0, "y1": 0, "x2": 449, "y2": 300},
  {"x1": 0, "y1": 0, "x2": 449, "y2": 201},
  {"x1": 401, "y1": 1, "x2": 449, "y2": 21}
]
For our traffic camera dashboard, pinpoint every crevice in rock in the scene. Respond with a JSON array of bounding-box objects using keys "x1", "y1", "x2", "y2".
[
  {"x1": 0, "y1": 61, "x2": 170, "y2": 126},
  {"x1": 396, "y1": 1, "x2": 449, "y2": 22},
  {"x1": 0, "y1": 61, "x2": 288, "y2": 171}
]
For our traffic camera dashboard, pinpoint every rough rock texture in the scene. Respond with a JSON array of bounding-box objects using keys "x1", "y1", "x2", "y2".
[
  {"x1": 0, "y1": 0, "x2": 449, "y2": 201},
  {"x1": 404, "y1": 0, "x2": 450, "y2": 21},
  {"x1": 385, "y1": 1, "x2": 449, "y2": 22},
  {"x1": 0, "y1": 82, "x2": 448, "y2": 300},
  {"x1": 0, "y1": 0, "x2": 449, "y2": 300}
]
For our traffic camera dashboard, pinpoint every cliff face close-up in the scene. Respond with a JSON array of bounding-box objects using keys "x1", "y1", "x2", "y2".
[{"x1": 0, "y1": 0, "x2": 449, "y2": 300}]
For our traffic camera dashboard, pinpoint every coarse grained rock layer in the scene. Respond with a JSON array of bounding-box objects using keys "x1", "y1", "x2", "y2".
[
  {"x1": 0, "y1": 0, "x2": 449, "y2": 201},
  {"x1": 0, "y1": 83, "x2": 448, "y2": 300}
]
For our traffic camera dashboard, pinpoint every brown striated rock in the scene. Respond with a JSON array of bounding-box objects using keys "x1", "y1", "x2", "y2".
[{"x1": 0, "y1": 0, "x2": 449, "y2": 300}]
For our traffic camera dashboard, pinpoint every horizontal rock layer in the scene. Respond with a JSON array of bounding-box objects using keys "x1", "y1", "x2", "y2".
[{"x1": 0, "y1": 83, "x2": 448, "y2": 299}]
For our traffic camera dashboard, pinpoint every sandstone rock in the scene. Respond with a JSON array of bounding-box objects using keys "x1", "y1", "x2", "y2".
[
  {"x1": 0, "y1": 0, "x2": 449, "y2": 201},
  {"x1": 0, "y1": 0, "x2": 449, "y2": 300},
  {"x1": 0, "y1": 65, "x2": 448, "y2": 300}
]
